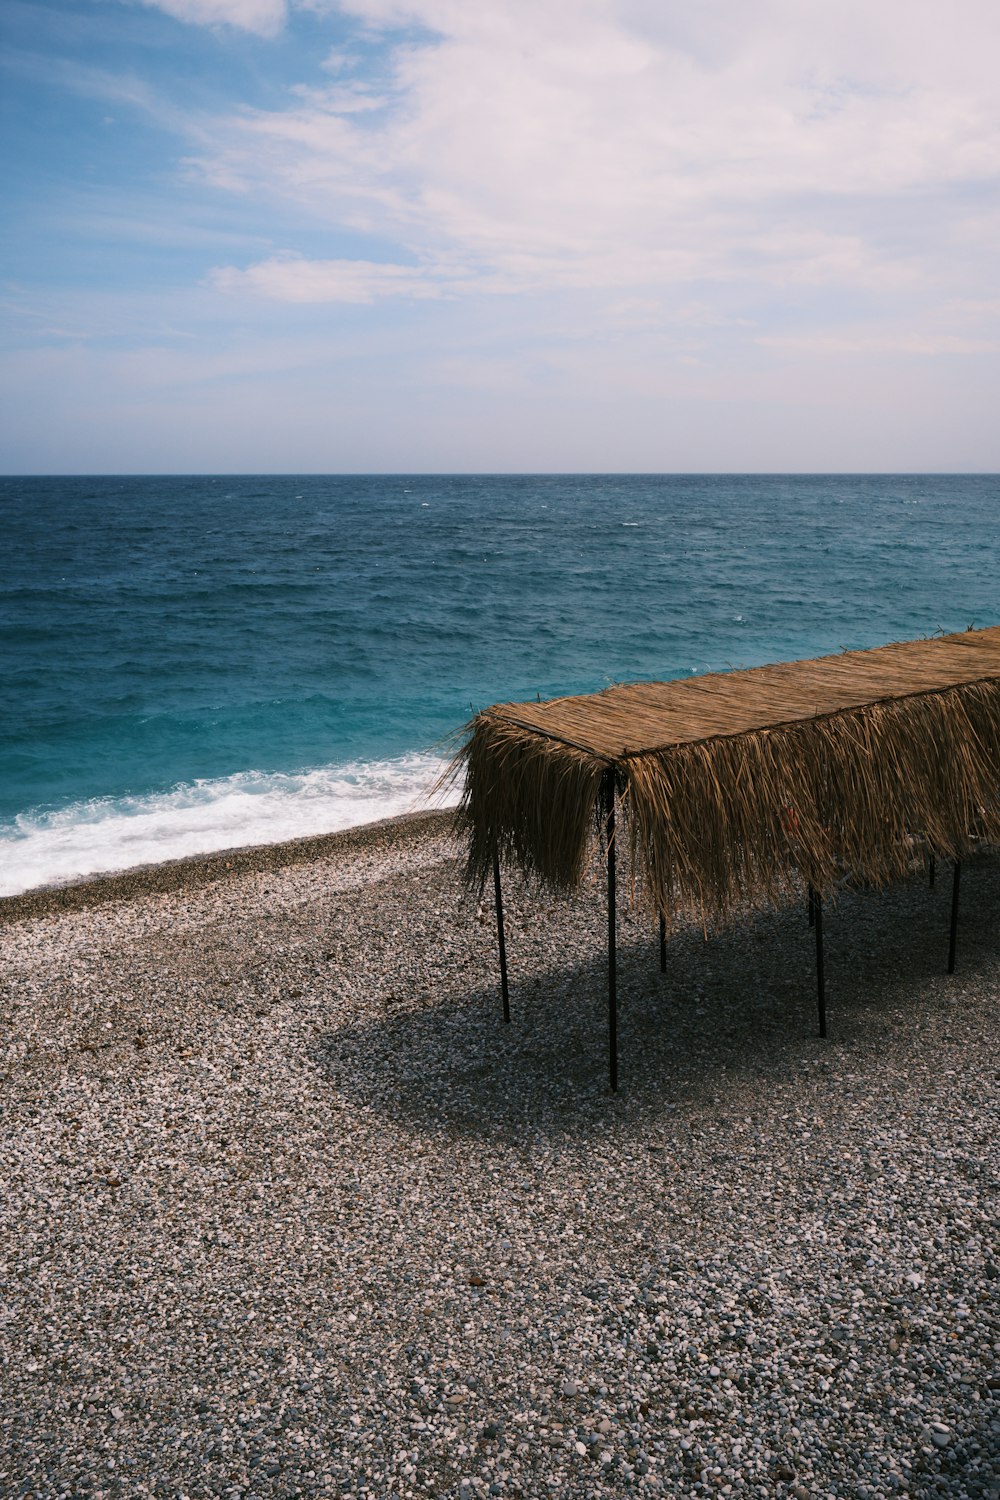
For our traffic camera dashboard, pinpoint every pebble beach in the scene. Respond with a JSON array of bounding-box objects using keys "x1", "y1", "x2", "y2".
[{"x1": 0, "y1": 813, "x2": 997, "y2": 1500}]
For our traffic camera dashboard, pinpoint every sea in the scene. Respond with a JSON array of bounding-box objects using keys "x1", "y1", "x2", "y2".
[{"x1": 1, "y1": 473, "x2": 997, "y2": 898}]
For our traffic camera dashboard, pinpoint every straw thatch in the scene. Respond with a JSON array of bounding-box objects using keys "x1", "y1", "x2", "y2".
[{"x1": 452, "y1": 627, "x2": 1000, "y2": 924}]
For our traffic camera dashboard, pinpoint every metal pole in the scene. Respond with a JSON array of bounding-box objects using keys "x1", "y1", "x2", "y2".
[
  {"x1": 659, "y1": 912, "x2": 667, "y2": 974},
  {"x1": 814, "y1": 889, "x2": 827, "y2": 1038},
  {"x1": 605, "y1": 770, "x2": 618, "y2": 1092},
  {"x1": 492, "y1": 846, "x2": 510, "y2": 1023},
  {"x1": 947, "y1": 859, "x2": 961, "y2": 975},
  {"x1": 928, "y1": 853, "x2": 935, "y2": 887},
  {"x1": 807, "y1": 883, "x2": 815, "y2": 928}
]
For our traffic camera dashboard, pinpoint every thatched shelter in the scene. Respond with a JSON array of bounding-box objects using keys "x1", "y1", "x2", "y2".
[{"x1": 452, "y1": 626, "x2": 1000, "y2": 1088}]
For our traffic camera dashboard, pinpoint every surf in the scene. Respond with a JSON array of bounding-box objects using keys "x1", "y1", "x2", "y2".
[{"x1": 0, "y1": 754, "x2": 455, "y2": 897}]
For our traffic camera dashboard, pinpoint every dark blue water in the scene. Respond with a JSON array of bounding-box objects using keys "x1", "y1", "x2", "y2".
[{"x1": 2, "y1": 473, "x2": 997, "y2": 892}]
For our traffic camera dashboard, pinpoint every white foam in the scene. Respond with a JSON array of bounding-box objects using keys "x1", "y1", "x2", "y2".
[{"x1": 0, "y1": 754, "x2": 458, "y2": 898}]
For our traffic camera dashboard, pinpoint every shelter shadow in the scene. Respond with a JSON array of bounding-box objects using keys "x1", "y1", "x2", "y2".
[{"x1": 310, "y1": 860, "x2": 997, "y2": 1144}]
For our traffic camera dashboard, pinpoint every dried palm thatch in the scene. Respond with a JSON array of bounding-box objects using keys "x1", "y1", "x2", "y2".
[{"x1": 451, "y1": 627, "x2": 1000, "y2": 924}]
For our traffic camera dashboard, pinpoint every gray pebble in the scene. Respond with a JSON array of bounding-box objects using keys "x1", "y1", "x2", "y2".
[{"x1": 1, "y1": 822, "x2": 997, "y2": 1500}]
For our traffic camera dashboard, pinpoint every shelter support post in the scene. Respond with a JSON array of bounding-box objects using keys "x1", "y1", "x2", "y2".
[
  {"x1": 604, "y1": 769, "x2": 618, "y2": 1093},
  {"x1": 659, "y1": 913, "x2": 667, "y2": 974},
  {"x1": 492, "y1": 847, "x2": 510, "y2": 1024},
  {"x1": 814, "y1": 890, "x2": 827, "y2": 1038},
  {"x1": 807, "y1": 884, "x2": 815, "y2": 928},
  {"x1": 947, "y1": 859, "x2": 961, "y2": 975}
]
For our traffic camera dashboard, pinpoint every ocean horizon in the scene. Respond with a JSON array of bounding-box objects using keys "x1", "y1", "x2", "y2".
[{"x1": 2, "y1": 472, "x2": 998, "y2": 897}]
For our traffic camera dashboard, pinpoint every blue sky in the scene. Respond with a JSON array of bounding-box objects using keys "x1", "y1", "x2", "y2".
[{"x1": 2, "y1": 0, "x2": 999, "y2": 472}]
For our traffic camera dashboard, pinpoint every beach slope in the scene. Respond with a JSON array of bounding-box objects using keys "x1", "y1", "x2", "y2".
[{"x1": 0, "y1": 815, "x2": 996, "y2": 1497}]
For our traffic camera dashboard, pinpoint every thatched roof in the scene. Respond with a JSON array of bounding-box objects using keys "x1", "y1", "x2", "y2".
[{"x1": 454, "y1": 626, "x2": 1000, "y2": 923}]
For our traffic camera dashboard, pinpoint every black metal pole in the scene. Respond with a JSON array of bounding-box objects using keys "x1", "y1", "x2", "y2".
[
  {"x1": 658, "y1": 912, "x2": 667, "y2": 974},
  {"x1": 492, "y1": 846, "x2": 510, "y2": 1023},
  {"x1": 814, "y1": 889, "x2": 827, "y2": 1038},
  {"x1": 928, "y1": 853, "x2": 936, "y2": 887},
  {"x1": 807, "y1": 883, "x2": 815, "y2": 928},
  {"x1": 605, "y1": 770, "x2": 618, "y2": 1092},
  {"x1": 947, "y1": 859, "x2": 961, "y2": 975}
]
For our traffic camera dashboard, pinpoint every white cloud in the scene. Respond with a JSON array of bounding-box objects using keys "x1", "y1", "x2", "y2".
[
  {"x1": 211, "y1": 253, "x2": 450, "y2": 300},
  {"x1": 11, "y1": 0, "x2": 999, "y2": 472},
  {"x1": 759, "y1": 332, "x2": 1000, "y2": 357},
  {"x1": 141, "y1": 0, "x2": 288, "y2": 37},
  {"x1": 195, "y1": 0, "x2": 1000, "y2": 315}
]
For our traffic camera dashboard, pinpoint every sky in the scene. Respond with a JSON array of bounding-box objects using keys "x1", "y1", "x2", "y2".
[{"x1": 1, "y1": 0, "x2": 999, "y2": 473}]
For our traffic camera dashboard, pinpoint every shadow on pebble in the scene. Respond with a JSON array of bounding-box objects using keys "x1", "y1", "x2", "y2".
[
  {"x1": 909, "y1": 1405, "x2": 1000, "y2": 1500},
  {"x1": 310, "y1": 858, "x2": 999, "y2": 1144}
]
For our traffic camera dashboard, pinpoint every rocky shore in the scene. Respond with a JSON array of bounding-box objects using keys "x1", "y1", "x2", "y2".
[{"x1": 0, "y1": 815, "x2": 997, "y2": 1499}]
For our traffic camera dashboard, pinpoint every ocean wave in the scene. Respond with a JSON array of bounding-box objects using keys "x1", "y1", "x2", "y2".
[{"x1": 0, "y1": 755, "x2": 457, "y2": 898}]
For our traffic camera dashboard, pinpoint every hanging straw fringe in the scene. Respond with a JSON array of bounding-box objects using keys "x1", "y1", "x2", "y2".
[{"x1": 449, "y1": 658, "x2": 1000, "y2": 926}]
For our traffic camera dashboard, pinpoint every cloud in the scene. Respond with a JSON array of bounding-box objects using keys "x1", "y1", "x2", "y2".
[
  {"x1": 141, "y1": 0, "x2": 288, "y2": 37},
  {"x1": 211, "y1": 253, "x2": 450, "y2": 301},
  {"x1": 9, "y1": 0, "x2": 999, "y2": 472},
  {"x1": 195, "y1": 0, "x2": 1000, "y2": 312},
  {"x1": 759, "y1": 332, "x2": 1000, "y2": 357}
]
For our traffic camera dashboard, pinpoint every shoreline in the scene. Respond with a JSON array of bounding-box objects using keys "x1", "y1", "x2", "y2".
[{"x1": 0, "y1": 806, "x2": 458, "y2": 926}]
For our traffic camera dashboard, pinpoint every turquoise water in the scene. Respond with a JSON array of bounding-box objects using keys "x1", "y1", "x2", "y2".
[{"x1": 1, "y1": 473, "x2": 997, "y2": 893}]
